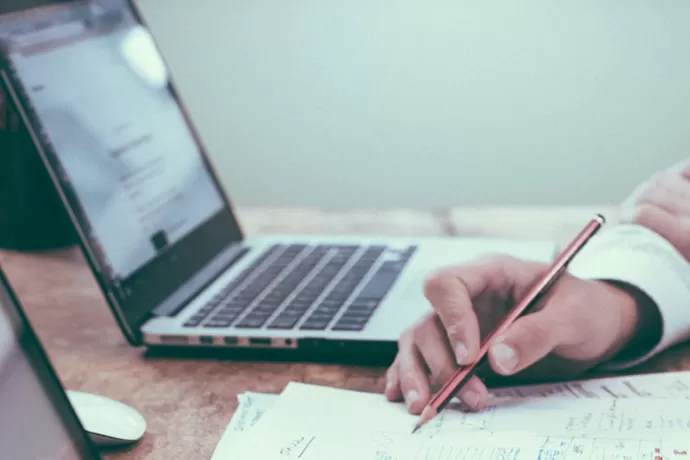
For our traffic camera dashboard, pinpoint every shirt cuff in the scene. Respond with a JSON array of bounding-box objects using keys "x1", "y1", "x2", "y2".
[{"x1": 566, "y1": 223, "x2": 690, "y2": 369}]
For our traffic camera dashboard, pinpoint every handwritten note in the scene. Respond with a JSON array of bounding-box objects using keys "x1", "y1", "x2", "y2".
[
  {"x1": 489, "y1": 370, "x2": 690, "y2": 401},
  {"x1": 234, "y1": 413, "x2": 690, "y2": 460},
  {"x1": 243, "y1": 426, "x2": 546, "y2": 460},
  {"x1": 210, "y1": 392, "x2": 276, "y2": 460}
]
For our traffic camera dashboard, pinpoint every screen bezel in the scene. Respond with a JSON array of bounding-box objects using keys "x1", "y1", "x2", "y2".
[
  {"x1": 0, "y1": 0, "x2": 248, "y2": 345},
  {"x1": 0, "y1": 265, "x2": 102, "y2": 460}
]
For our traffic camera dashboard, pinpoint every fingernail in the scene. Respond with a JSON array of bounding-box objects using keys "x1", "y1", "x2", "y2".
[
  {"x1": 462, "y1": 390, "x2": 480, "y2": 410},
  {"x1": 385, "y1": 376, "x2": 394, "y2": 392},
  {"x1": 405, "y1": 390, "x2": 419, "y2": 410},
  {"x1": 491, "y1": 342, "x2": 518, "y2": 374},
  {"x1": 454, "y1": 342, "x2": 468, "y2": 364}
]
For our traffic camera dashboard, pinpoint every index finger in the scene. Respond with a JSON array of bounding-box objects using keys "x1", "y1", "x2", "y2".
[{"x1": 422, "y1": 267, "x2": 480, "y2": 365}]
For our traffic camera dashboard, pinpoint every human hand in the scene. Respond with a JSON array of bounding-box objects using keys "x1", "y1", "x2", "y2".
[
  {"x1": 384, "y1": 255, "x2": 644, "y2": 414},
  {"x1": 621, "y1": 158, "x2": 690, "y2": 261}
]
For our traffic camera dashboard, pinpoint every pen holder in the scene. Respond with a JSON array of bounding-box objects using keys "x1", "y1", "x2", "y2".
[{"x1": 0, "y1": 86, "x2": 76, "y2": 252}]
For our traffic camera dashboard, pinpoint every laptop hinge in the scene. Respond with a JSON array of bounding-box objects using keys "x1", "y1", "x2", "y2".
[{"x1": 149, "y1": 242, "x2": 249, "y2": 318}]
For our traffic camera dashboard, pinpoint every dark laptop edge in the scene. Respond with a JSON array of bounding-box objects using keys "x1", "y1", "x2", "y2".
[{"x1": 0, "y1": 264, "x2": 101, "y2": 459}]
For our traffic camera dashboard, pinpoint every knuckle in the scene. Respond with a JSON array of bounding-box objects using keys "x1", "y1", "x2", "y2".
[
  {"x1": 482, "y1": 254, "x2": 516, "y2": 279},
  {"x1": 481, "y1": 253, "x2": 518, "y2": 267},
  {"x1": 630, "y1": 203, "x2": 657, "y2": 226},
  {"x1": 632, "y1": 179, "x2": 662, "y2": 206},
  {"x1": 434, "y1": 366, "x2": 456, "y2": 384},
  {"x1": 411, "y1": 323, "x2": 427, "y2": 344},
  {"x1": 384, "y1": 366, "x2": 394, "y2": 380},
  {"x1": 401, "y1": 312, "x2": 436, "y2": 345},
  {"x1": 423, "y1": 269, "x2": 458, "y2": 300},
  {"x1": 519, "y1": 319, "x2": 552, "y2": 346},
  {"x1": 630, "y1": 174, "x2": 666, "y2": 205},
  {"x1": 385, "y1": 362, "x2": 398, "y2": 380},
  {"x1": 412, "y1": 314, "x2": 439, "y2": 343},
  {"x1": 444, "y1": 323, "x2": 465, "y2": 342},
  {"x1": 470, "y1": 254, "x2": 520, "y2": 279},
  {"x1": 398, "y1": 327, "x2": 415, "y2": 348},
  {"x1": 398, "y1": 365, "x2": 419, "y2": 385}
]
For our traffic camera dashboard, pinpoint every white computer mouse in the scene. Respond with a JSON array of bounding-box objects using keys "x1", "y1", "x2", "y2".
[{"x1": 66, "y1": 390, "x2": 147, "y2": 447}]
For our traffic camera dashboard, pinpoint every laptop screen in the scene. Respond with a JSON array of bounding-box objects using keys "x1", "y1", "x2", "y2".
[
  {"x1": 0, "y1": 0, "x2": 245, "y2": 337},
  {"x1": 0, "y1": 269, "x2": 100, "y2": 459}
]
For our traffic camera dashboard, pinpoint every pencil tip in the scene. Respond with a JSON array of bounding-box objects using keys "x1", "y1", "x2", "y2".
[{"x1": 412, "y1": 405, "x2": 437, "y2": 435}]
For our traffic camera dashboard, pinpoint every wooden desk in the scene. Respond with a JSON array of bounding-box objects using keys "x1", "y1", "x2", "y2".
[{"x1": 1, "y1": 206, "x2": 688, "y2": 460}]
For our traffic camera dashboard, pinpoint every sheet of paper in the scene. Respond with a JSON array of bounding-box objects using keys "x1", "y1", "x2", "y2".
[
  {"x1": 210, "y1": 370, "x2": 690, "y2": 458},
  {"x1": 252, "y1": 383, "x2": 690, "y2": 441},
  {"x1": 231, "y1": 383, "x2": 690, "y2": 460},
  {"x1": 210, "y1": 392, "x2": 277, "y2": 460}
]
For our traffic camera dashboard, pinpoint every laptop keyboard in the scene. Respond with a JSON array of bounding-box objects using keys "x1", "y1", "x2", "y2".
[{"x1": 182, "y1": 243, "x2": 417, "y2": 332}]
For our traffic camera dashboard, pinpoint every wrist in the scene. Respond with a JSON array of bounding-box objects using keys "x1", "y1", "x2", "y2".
[{"x1": 600, "y1": 280, "x2": 663, "y2": 363}]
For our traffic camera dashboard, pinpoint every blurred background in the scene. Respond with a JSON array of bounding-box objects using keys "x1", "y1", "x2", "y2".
[{"x1": 136, "y1": 0, "x2": 690, "y2": 209}]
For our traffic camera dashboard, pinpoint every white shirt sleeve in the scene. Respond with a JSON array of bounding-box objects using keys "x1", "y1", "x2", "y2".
[{"x1": 566, "y1": 223, "x2": 690, "y2": 369}]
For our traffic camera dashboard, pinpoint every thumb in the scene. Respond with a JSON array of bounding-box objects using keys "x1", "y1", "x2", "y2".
[{"x1": 487, "y1": 310, "x2": 564, "y2": 376}]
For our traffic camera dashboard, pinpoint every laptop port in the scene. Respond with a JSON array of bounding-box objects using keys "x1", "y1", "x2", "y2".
[
  {"x1": 160, "y1": 335, "x2": 188, "y2": 345},
  {"x1": 224, "y1": 337, "x2": 238, "y2": 345},
  {"x1": 199, "y1": 336, "x2": 213, "y2": 345},
  {"x1": 249, "y1": 337, "x2": 272, "y2": 346}
]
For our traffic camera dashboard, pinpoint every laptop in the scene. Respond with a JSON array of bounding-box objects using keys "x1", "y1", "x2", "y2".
[
  {"x1": 0, "y1": 265, "x2": 101, "y2": 459},
  {"x1": 0, "y1": 0, "x2": 557, "y2": 361}
]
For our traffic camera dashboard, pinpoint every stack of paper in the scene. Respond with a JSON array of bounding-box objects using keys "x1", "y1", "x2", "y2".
[{"x1": 211, "y1": 371, "x2": 690, "y2": 459}]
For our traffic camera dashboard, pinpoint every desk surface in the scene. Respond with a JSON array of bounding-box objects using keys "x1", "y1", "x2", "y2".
[{"x1": 1, "y1": 206, "x2": 689, "y2": 460}]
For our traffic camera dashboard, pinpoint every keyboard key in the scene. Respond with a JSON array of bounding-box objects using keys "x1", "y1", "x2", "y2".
[
  {"x1": 235, "y1": 316, "x2": 266, "y2": 328},
  {"x1": 206, "y1": 311, "x2": 242, "y2": 325},
  {"x1": 345, "y1": 300, "x2": 379, "y2": 315},
  {"x1": 309, "y1": 311, "x2": 334, "y2": 320},
  {"x1": 317, "y1": 300, "x2": 342, "y2": 311},
  {"x1": 356, "y1": 269, "x2": 401, "y2": 301},
  {"x1": 332, "y1": 319, "x2": 368, "y2": 331},
  {"x1": 234, "y1": 314, "x2": 273, "y2": 329},
  {"x1": 269, "y1": 317, "x2": 300, "y2": 329},
  {"x1": 283, "y1": 306, "x2": 309, "y2": 316},
  {"x1": 299, "y1": 301, "x2": 343, "y2": 330},
  {"x1": 300, "y1": 319, "x2": 331, "y2": 330},
  {"x1": 205, "y1": 318, "x2": 234, "y2": 327},
  {"x1": 403, "y1": 245, "x2": 418, "y2": 259},
  {"x1": 267, "y1": 313, "x2": 305, "y2": 329}
]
